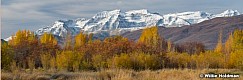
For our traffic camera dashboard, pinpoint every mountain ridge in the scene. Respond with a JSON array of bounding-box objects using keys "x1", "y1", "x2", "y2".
[
  {"x1": 4, "y1": 9, "x2": 241, "y2": 41},
  {"x1": 35, "y1": 9, "x2": 240, "y2": 36}
]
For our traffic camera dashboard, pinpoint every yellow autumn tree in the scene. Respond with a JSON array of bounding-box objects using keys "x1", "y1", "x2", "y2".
[
  {"x1": 40, "y1": 53, "x2": 52, "y2": 70},
  {"x1": 229, "y1": 50, "x2": 243, "y2": 70},
  {"x1": 8, "y1": 30, "x2": 38, "y2": 69},
  {"x1": 232, "y1": 29, "x2": 243, "y2": 51},
  {"x1": 214, "y1": 30, "x2": 223, "y2": 53},
  {"x1": 9, "y1": 30, "x2": 36, "y2": 46},
  {"x1": 39, "y1": 32, "x2": 58, "y2": 59},
  {"x1": 88, "y1": 33, "x2": 93, "y2": 43},
  {"x1": 8, "y1": 30, "x2": 22, "y2": 46},
  {"x1": 75, "y1": 32, "x2": 87, "y2": 49},
  {"x1": 1, "y1": 42, "x2": 14, "y2": 70},
  {"x1": 92, "y1": 54, "x2": 108, "y2": 70},
  {"x1": 64, "y1": 32, "x2": 73, "y2": 50},
  {"x1": 167, "y1": 39, "x2": 172, "y2": 52},
  {"x1": 225, "y1": 33, "x2": 233, "y2": 54},
  {"x1": 138, "y1": 26, "x2": 160, "y2": 47},
  {"x1": 40, "y1": 32, "x2": 57, "y2": 45},
  {"x1": 228, "y1": 29, "x2": 243, "y2": 70},
  {"x1": 224, "y1": 33, "x2": 233, "y2": 68},
  {"x1": 56, "y1": 51, "x2": 83, "y2": 71}
]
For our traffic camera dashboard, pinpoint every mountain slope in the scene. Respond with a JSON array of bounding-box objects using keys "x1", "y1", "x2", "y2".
[{"x1": 122, "y1": 15, "x2": 243, "y2": 49}]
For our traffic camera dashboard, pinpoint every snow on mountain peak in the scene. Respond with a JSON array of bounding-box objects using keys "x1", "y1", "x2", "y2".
[
  {"x1": 163, "y1": 11, "x2": 213, "y2": 27},
  {"x1": 76, "y1": 18, "x2": 88, "y2": 21},
  {"x1": 53, "y1": 20, "x2": 66, "y2": 27},
  {"x1": 126, "y1": 9, "x2": 149, "y2": 14},
  {"x1": 36, "y1": 19, "x2": 81, "y2": 37},
  {"x1": 4, "y1": 36, "x2": 12, "y2": 41},
  {"x1": 93, "y1": 9, "x2": 121, "y2": 18},
  {"x1": 215, "y1": 10, "x2": 240, "y2": 17},
  {"x1": 32, "y1": 9, "x2": 241, "y2": 40},
  {"x1": 36, "y1": 20, "x2": 68, "y2": 37}
]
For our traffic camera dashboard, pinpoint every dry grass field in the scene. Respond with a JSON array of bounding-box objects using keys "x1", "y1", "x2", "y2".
[{"x1": 1, "y1": 69, "x2": 243, "y2": 80}]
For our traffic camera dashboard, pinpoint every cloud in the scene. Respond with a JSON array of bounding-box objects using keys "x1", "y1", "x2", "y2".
[{"x1": 2, "y1": 0, "x2": 243, "y2": 38}]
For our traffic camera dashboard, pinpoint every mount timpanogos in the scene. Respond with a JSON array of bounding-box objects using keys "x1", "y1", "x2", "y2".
[{"x1": 4, "y1": 9, "x2": 241, "y2": 41}]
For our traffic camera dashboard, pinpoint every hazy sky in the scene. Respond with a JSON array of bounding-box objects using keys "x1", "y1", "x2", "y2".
[{"x1": 1, "y1": 0, "x2": 243, "y2": 38}]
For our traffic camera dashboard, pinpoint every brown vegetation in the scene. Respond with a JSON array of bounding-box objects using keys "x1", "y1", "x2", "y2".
[
  {"x1": 1, "y1": 69, "x2": 242, "y2": 80},
  {"x1": 1, "y1": 27, "x2": 243, "y2": 79}
]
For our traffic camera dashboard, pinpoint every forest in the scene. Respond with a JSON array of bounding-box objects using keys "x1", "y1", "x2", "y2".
[{"x1": 1, "y1": 26, "x2": 243, "y2": 72}]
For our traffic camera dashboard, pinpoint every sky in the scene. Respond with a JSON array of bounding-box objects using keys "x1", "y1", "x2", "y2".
[{"x1": 1, "y1": 0, "x2": 243, "y2": 38}]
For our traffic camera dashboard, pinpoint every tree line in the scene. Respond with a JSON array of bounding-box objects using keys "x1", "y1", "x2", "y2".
[{"x1": 1, "y1": 27, "x2": 243, "y2": 72}]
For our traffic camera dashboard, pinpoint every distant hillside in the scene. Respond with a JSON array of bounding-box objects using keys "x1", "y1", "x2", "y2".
[{"x1": 122, "y1": 15, "x2": 243, "y2": 49}]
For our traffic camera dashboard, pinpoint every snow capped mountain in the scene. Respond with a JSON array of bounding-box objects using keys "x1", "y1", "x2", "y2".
[
  {"x1": 4, "y1": 9, "x2": 241, "y2": 41},
  {"x1": 214, "y1": 10, "x2": 240, "y2": 17},
  {"x1": 36, "y1": 20, "x2": 81, "y2": 37},
  {"x1": 33, "y1": 9, "x2": 241, "y2": 39},
  {"x1": 4, "y1": 36, "x2": 12, "y2": 41},
  {"x1": 163, "y1": 11, "x2": 213, "y2": 27},
  {"x1": 35, "y1": 9, "x2": 164, "y2": 37},
  {"x1": 83, "y1": 9, "x2": 121, "y2": 32},
  {"x1": 162, "y1": 10, "x2": 240, "y2": 27}
]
